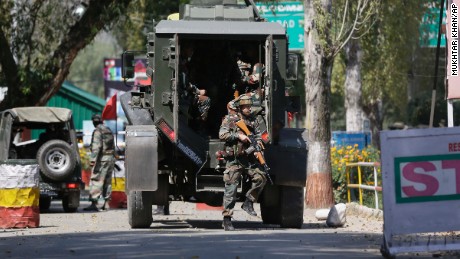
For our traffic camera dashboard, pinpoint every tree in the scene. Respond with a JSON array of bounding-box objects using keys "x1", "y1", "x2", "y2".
[
  {"x1": 66, "y1": 0, "x2": 184, "y2": 97},
  {"x1": 0, "y1": 0, "x2": 133, "y2": 109},
  {"x1": 359, "y1": 1, "x2": 427, "y2": 146},
  {"x1": 112, "y1": 0, "x2": 185, "y2": 50},
  {"x1": 344, "y1": 39, "x2": 364, "y2": 132},
  {"x1": 303, "y1": 0, "x2": 380, "y2": 208}
]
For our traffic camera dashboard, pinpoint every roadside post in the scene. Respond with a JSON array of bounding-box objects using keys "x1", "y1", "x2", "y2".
[{"x1": 380, "y1": 127, "x2": 460, "y2": 257}]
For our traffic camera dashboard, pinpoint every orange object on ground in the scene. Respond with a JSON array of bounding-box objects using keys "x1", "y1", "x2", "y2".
[
  {"x1": 81, "y1": 169, "x2": 91, "y2": 188},
  {"x1": 108, "y1": 191, "x2": 127, "y2": 208},
  {"x1": 196, "y1": 203, "x2": 223, "y2": 210}
]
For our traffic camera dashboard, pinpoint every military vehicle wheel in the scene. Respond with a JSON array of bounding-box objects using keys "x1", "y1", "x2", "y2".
[
  {"x1": 62, "y1": 191, "x2": 80, "y2": 213},
  {"x1": 39, "y1": 196, "x2": 52, "y2": 211},
  {"x1": 128, "y1": 191, "x2": 153, "y2": 228},
  {"x1": 37, "y1": 140, "x2": 77, "y2": 181},
  {"x1": 279, "y1": 186, "x2": 304, "y2": 228},
  {"x1": 260, "y1": 184, "x2": 281, "y2": 225}
]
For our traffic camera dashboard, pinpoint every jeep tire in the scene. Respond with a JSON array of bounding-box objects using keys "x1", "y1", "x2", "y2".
[
  {"x1": 62, "y1": 190, "x2": 80, "y2": 213},
  {"x1": 39, "y1": 196, "x2": 52, "y2": 211},
  {"x1": 37, "y1": 140, "x2": 77, "y2": 181},
  {"x1": 128, "y1": 191, "x2": 153, "y2": 228}
]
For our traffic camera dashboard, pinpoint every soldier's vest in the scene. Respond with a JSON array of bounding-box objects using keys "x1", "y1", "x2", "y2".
[
  {"x1": 96, "y1": 124, "x2": 115, "y2": 156},
  {"x1": 224, "y1": 114, "x2": 257, "y2": 158}
]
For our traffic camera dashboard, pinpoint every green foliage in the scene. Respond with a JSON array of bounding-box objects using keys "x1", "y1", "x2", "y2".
[
  {"x1": 331, "y1": 145, "x2": 381, "y2": 208},
  {"x1": 360, "y1": 1, "x2": 428, "y2": 125},
  {"x1": 68, "y1": 38, "x2": 122, "y2": 98},
  {"x1": 327, "y1": 1, "x2": 442, "y2": 130},
  {"x1": 112, "y1": 0, "x2": 183, "y2": 50},
  {"x1": 79, "y1": 146, "x2": 92, "y2": 171},
  {"x1": 312, "y1": 0, "x2": 333, "y2": 56},
  {"x1": 330, "y1": 54, "x2": 346, "y2": 130},
  {"x1": 67, "y1": 1, "x2": 186, "y2": 96},
  {"x1": 0, "y1": 0, "x2": 133, "y2": 109}
]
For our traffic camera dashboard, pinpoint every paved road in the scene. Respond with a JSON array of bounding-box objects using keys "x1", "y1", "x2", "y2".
[{"x1": 0, "y1": 201, "x2": 454, "y2": 258}]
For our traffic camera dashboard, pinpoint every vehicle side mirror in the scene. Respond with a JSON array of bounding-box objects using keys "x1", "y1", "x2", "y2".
[
  {"x1": 286, "y1": 53, "x2": 299, "y2": 81},
  {"x1": 122, "y1": 51, "x2": 135, "y2": 79}
]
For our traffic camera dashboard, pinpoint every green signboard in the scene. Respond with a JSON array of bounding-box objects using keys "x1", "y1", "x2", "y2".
[
  {"x1": 420, "y1": 6, "x2": 446, "y2": 47},
  {"x1": 256, "y1": 2, "x2": 304, "y2": 50}
]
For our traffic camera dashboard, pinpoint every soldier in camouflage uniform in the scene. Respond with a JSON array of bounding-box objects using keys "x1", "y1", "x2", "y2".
[
  {"x1": 230, "y1": 47, "x2": 264, "y2": 101},
  {"x1": 180, "y1": 43, "x2": 211, "y2": 122},
  {"x1": 219, "y1": 95, "x2": 267, "y2": 231},
  {"x1": 84, "y1": 114, "x2": 115, "y2": 212},
  {"x1": 228, "y1": 49, "x2": 264, "y2": 115}
]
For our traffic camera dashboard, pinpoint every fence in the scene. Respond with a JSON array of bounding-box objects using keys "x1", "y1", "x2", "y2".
[{"x1": 346, "y1": 162, "x2": 382, "y2": 209}]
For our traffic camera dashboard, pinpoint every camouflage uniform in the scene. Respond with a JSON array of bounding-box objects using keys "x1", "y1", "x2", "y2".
[
  {"x1": 229, "y1": 60, "x2": 264, "y2": 115},
  {"x1": 232, "y1": 56, "x2": 263, "y2": 92},
  {"x1": 180, "y1": 46, "x2": 211, "y2": 121},
  {"x1": 89, "y1": 123, "x2": 115, "y2": 203},
  {"x1": 219, "y1": 110, "x2": 267, "y2": 218}
]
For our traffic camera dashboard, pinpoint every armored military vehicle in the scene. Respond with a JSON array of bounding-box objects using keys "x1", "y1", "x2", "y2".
[{"x1": 121, "y1": 0, "x2": 307, "y2": 228}]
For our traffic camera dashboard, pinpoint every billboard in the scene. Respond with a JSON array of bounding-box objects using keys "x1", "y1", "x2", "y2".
[
  {"x1": 256, "y1": 2, "x2": 304, "y2": 50},
  {"x1": 103, "y1": 58, "x2": 151, "y2": 99}
]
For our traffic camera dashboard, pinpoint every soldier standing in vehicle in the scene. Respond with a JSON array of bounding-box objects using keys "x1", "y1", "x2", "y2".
[
  {"x1": 228, "y1": 48, "x2": 264, "y2": 115},
  {"x1": 231, "y1": 46, "x2": 264, "y2": 94},
  {"x1": 84, "y1": 114, "x2": 115, "y2": 212},
  {"x1": 180, "y1": 42, "x2": 211, "y2": 124},
  {"x1": 219, "y1": 95, "x2": 267, "y2": 231}
]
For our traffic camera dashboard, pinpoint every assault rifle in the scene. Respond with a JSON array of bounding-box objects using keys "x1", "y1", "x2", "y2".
[{"x1": 235, "y1": 119, "x2": 273, "y2": 184}]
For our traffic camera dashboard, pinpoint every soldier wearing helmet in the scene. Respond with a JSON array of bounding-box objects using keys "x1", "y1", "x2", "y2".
[
  {"x1": 226, "y1": 92, "x2": 263, "y2": 116},
  {"x1": 232, "y1": 46, "x2": 265, "y2": 97},
  {"x1": 84, "y1": 114, "x2": 115, "y2": 211},
  {"x1": 179, "y1": 42, "x2": 211, "y2": 123},
  {"x1": 218, "y1": 94, "x2": 267, "y2": 231}
]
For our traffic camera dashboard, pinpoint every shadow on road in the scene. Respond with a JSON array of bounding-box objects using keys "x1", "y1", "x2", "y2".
[{"x1": 0, "y1": 229, "x2": 385, "y2": 258}]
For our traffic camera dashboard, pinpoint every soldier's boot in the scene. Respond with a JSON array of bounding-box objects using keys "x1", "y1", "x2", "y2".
[
  {"x1": 100, "y1": 200, "x2": 108, "y2": 211},
  {"x1": 222, "y1": 216, "x2": 235, "y2": 231},
  {"x1": 83, "y1": 201, "x2": 99, "y2": 212},
  {"x1": 241, "y1": 199, "x2": 257, "y2": 216}
]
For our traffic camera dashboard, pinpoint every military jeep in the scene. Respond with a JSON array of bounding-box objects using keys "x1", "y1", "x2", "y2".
[
  {"x1": 0, "y1": 107, "x2": 82, "y2": 212},
  {"x1": 121, "y1": 0, "x2": 308, "y2": 228}
]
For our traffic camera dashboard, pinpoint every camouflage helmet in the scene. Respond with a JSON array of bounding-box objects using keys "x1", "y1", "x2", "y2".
[
  {"x1": 238, "y1": 95, "x2": 253, "y2": 106},
  {"x1": 92, "y1": 114, "x2": 102, "y2": 123}
]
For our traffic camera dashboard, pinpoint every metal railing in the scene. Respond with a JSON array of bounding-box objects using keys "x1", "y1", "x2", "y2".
[{"x1": 346, "y1": 162, "x2": 382, "y2": 209}]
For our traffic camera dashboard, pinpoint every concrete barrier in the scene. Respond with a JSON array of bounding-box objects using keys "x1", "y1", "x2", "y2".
[
  {"x1": 109, "y1": 161, "x2": 126, "y2": 208},
  {"x1": 0, "y1": 162, "x2": 39, "y2": 228}
]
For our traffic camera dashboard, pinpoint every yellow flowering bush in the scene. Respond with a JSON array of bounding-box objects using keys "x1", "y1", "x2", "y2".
[
  {"x1": 331, "y1": 144, "x2": 381, "y2": 206},
  {"x1": 79, "y1": 146, "x2": 92, "y2": 171}
]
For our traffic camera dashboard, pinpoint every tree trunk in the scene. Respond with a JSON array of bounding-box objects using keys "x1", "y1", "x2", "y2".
[
  {"x1": 344, "y1": 39, "x2": 365, "y2": 132},
  {"x1": 303, "y1": 0, "x2": 334, "y2": 209},
  {"x1": 363, "y1": 100, "x2": 382, "y2": 148}
]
